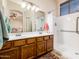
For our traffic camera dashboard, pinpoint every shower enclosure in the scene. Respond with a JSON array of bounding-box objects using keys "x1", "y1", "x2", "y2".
[{"x1": 54, "y1": 12, "x2": 79, "y2": 59}]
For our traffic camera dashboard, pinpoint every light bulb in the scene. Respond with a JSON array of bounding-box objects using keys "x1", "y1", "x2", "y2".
[
  {"x1": 21, "y1": 2, "x2": 26, "y2": 8},
  {"x1": 35, "y1": 7, "x2": 40, "y2": 12},
  {"x1": 31, "y1": 6, "x2": 36, "y2": 11},
  {"x1": 27, "y1": 4, "x2": 31, "y2": 10}
]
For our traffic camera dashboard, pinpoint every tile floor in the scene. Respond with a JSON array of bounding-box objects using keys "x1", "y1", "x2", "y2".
[{"x1": 37, "y1": 52, "x2": 60, "y2": 59}]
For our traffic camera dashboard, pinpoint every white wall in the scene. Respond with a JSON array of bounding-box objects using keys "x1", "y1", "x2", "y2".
[
  {"x1": 1, "y1": 0, "x2": 57, "y2": 16},
  {"x1": 0, "y1": 0, "x2": 2, "y2": 8},
  {"x1": 58, "y1": 0, "x2": 68, "y2": 4},
  {"x1": 7, "y1": 0, "x2": 23, "y2": 12},
  {"x1": 9, "y1": 0, "x2": 57, "y2": 13},
  {"x1": 24, "y1": 0, "x2": 56, "y2": 12}
]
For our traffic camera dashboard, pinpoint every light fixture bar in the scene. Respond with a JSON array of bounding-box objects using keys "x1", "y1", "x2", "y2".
[
  {"x1": 23, "y1": 0, "x2": 39, "y2": 7},
  {"x1": 22, "y1": 0, "x2": 41, "y2": 12}
]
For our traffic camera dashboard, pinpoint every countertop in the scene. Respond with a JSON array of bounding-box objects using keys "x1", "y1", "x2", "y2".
[{"x1": 7, "y1": 32, "x2": 53, "y2": 41}]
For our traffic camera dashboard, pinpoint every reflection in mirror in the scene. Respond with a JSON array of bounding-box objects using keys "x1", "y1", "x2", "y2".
[
  {"x1": 23, "y1": 9, "x2": 33, "y2": 32},
  {"x1": 35, "y1": 11, "x2": 45, "y2": 31},
  {"x1": 7, "y1": 0, "x2": 23, "y2": 33},
  {"x1": 6, "y1": 0, "x2": 46, "y2": 33},
  {"x1": 23, "y1": 8, "x2": 45, "y2": 32}
]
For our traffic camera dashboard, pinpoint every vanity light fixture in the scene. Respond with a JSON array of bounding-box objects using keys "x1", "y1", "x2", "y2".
[
  {"x1": 22, "y1": 0, "x2": 41, "y2": 12},
  {"x1": 21, "y1": 2, "x2": 26, "y2": 8},
  {"x1": 35, "y1": 7, "x2": 40, "y2": 12},
  {"x1": 31, "y1": 5, "x2": 36, "y2": 11},
  {"x1": 27, "y1": 4, "x2": 31, "y2": 10}
]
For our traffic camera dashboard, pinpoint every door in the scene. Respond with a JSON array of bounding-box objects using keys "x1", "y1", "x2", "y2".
[
  {"x1": 47, "y1": 39, "x2": 53, "y2": 51},
  {"x1": 37, "y1": 41, "x2": 46, "y2": 56},
  {"x1": 53, "y1": 16, "x2": 64, "y2": 50},
  {"x1": 21, "y1": 44, "x2": 36, "y2": 59}
]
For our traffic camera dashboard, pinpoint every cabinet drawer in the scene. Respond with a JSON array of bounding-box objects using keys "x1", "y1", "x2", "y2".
[
  {"x1": 37, "y1": 37, "x2": 43, "y2": 42},
  {"x1": 2, "y1": 41, "x2": 12, "y2": 50},
  {"x1": 44, "y1": 36, "x2": 49, "y2": 40},
  {"x1": 50, "y1": 35, "x2": 53, "y2": 39},
  {"x1": 14, "y1": 40, "x2": 25, "y2": 47},
  {"x1": 27, "y1": 38, "x2": 35, "y2": 44}
]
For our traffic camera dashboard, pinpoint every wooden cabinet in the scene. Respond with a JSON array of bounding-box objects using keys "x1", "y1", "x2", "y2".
[
  {"x1": 0, "y1": 35, "x2": 53, "y2": 59},
  {"x1": 44, "y1": 36, "x2": 53, "y2": 52},
  {"x1": 21, "y1": 44, "x2": 36, "y2": 59},
  {"x1": 13, "y1": 40, "x2": 25, "y2": 47},
  {"x1": 47, "y1": 39, "x2": 53, "y2": 51},
  {"x1": 2, "y1": 41, "x2": 12, "y2": 50},
  {"x1": 37, "y1": 37, "x2": 43, "y2": 42},
  {"x1": 0, "y1": 48, "x2": 20, "y2": 59},
  {"x1": 27, "y1": 38, "x2": 36, "y2": 44},
  {"x1": 36, "y1": 37, "x2": 46, "y2": 56},
  {"x1": 37, "y1": 41, "x2": 46, "y2": 56},
  {"x1": 44, "y1": 36, "x2": 49, "y2": 40},
  {"x1": 21, "y1": 38, "x2": 36, "y2": 59}
]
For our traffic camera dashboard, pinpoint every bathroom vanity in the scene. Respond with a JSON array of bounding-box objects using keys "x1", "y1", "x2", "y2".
[
  {"x1": 0, "y1": 35, "x2": 53, "y2": 59},
  {"x1": 0, "y1": 0, "x2": 54, "y2": 59}
]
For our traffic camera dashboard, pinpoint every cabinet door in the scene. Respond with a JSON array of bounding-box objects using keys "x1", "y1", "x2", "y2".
[
  {"x1": 0, "y1": 48, "x2": 20, "y2": 59},
  {"x1": 37, "y1": 41, "x2": 46, "y2": 56},
  {"x1": 47, "y1": 39, "x2": 53, "y2": 52},
  {"x1": 21, "y1": 44, "x2": 36, "y2": 59}
]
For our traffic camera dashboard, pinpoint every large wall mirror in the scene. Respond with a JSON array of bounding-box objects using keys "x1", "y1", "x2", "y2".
[
  {"x1": 6, "y1": 0, "x2": 46, "y2": 33},
  {"x1": 7, "y1": 0, "x2": 23, "y2": 33}
]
